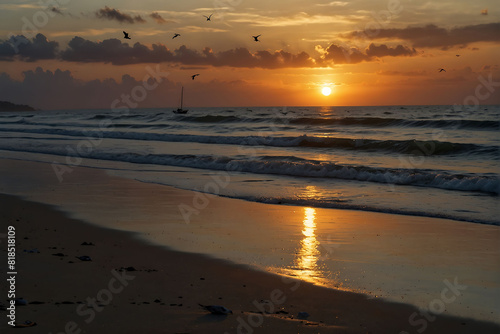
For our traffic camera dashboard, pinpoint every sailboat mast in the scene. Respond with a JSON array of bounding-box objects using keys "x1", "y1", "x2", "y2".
[{"x1": 180, "y1": 86, "x2": 184, "y2": 109}]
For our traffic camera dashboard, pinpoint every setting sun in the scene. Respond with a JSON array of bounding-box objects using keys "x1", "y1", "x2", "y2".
[{"x1": 322, "y1": 87, "x2": 332, "y2": 96}]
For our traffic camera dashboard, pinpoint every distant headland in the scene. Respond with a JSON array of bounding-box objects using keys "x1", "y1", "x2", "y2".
[{"x1": 0, "y1": 101, "x2": 36, "y2": 112}]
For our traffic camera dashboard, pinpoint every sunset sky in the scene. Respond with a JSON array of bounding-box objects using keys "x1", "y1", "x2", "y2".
[{"x1": 0, "y1": 0, "x2": 499, "y2": 109}]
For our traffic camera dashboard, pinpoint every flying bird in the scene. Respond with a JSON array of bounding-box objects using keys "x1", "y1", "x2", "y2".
[
  {"x1": 123, "y1": 31, "x2": 131, "y2": 39},
  {"x1": 456, "y1": 54, "x2": 460, "y2": 57},
  {"x1": 172, "y1": 33, "x2": 181, "y2": 39},
  {"x1": 191, "y1": 74, "x2": 200, "y2": 80},
  {"x1": 438, "y1": 68, "x2": 446, "y2": 72},
  {"x1": 252, "y1": 34, "x2": 261, "y2": 42},
  {"x1": 199, "y1": 304, "x2": 232, "y2": 315},
  {"x1": 203, "y1": 13, "x2": 213, "y2": 21}
]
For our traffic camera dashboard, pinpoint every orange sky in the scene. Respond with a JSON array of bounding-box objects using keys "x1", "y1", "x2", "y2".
[{"x1": 0, "y1": 1, "x2": 499, "y2": 109}]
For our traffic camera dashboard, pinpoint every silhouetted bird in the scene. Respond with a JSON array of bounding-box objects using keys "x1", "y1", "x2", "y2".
[
  {"x1": 438, "y1": 68, "x2": 446, "y2": 72},
  {"x1": 252, "y1": 35, "x2": 261, "y2": 42},
  {"x1": 191, "y1": 74, "x2": 200, "y2": 80},
  {"x1": 173, "y1": 33, "x2": 181, "y2": 39},
  {"x1": 456, "y1": 54, "x2": 460, "y2": 57},
  {"x1": 123, "y1": 31, "x2": 131, "y2": 39},
  {"x1": 203, "y1": 13, "x2": 213, "y2": 21}
]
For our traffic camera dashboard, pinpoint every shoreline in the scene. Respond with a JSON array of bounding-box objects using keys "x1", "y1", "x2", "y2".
[
  {"x1": 1, "y1": 149, "x2": 497, "y2": 227},
  {"x1": 1, "y1": 193, "x2": 499, "y2": 333},
  {"x1": 0, "y1": 157, "x2": 499, "y2": 324}
]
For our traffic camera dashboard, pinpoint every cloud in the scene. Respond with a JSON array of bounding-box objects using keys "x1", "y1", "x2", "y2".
[
  {"x1": 95, "y1": 6, "x2": 146, "y2": 24},
  {"x1": 0, "y1": 66, "x2": 320, "y2": 109},
  {"x1": 482, "y1": 64, "x2": 499, "y2": 71},
  {"x1": 49, "y1": 28, "x2": 122, "y2": 38},
  {"x1": 60, "y1": 36, "x2": 173, "y2": 65},
  {"x1": 59, "y1": 36, "x2": 418, "y2": 67},
  {"x1": 347, "y1": 23, "x2": 500, "y2": 49},
  {"x1": 0, "y1": 42, "x2": 15, "y2": 61},
  {"x1": 229, "y1": 12, "x2": 356, "y2": 27},
  {"x1": 212, "y1": 48, "x2": 316, "y2": 68},
  {"x1": 193, "y1": 8, "x2": 218, "y2": 12},
  {"x1": 0, "y1": 34, "x2": 58, "y2": 61},
  {"x1": 58, "y1": 36, "x2": 317, "y2": 68},
  {"x1": 149, "y1": 12, "x2": 167, "y2": 24},
  {"x1": 0, "y1": 34, "x2": 418, "y2": 67},
  {"x1": 180, "y1": 26, "x2": 228, "y2": 33},
  {"x1": 377, "y1": 70, "x2": 427, "y2": 76},
  {"x1": 0, "y1": 4, "x2": 41, "y2": 10},
  {"x1": 316, "y1": 1, "x2": 349, "y2": 7},
  {"x1": 319, "y1": 44, "x2": 369, "y2": 64},
  {"x1": 0, "y1": 67, "x2": 174, "y2": 110},
  {"x1": 318, "y1": 43, "x2": 416, "y2": 64},
  {"x1": 365, "y1": 43, "x2": 417, "y2": 57}
]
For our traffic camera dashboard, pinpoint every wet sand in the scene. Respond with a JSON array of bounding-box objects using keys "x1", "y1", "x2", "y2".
[{"x1": 1, "y1": 193, "x2": 499, "y2": 333}]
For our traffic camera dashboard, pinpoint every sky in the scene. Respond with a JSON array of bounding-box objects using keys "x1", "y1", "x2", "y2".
[{"x1": 0, "y1": 0, "x2": 499, "y2": 109}]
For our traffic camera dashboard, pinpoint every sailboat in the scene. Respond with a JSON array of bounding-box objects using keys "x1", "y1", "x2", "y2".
[{"x1": 172, "y1": 86, "x2": 188, "y2": 114}]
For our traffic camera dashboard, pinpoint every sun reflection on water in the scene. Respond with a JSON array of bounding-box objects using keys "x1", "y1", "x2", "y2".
[{"x1": 290, "y1": 207, "x2": 326, "y2": 284}]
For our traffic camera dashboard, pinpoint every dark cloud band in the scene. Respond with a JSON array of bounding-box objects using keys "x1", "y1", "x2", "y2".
[
  {"x1": 347, "y1": 23, "x2": 500, "y2": 49},
  {"x1": 95, "y1": 6, "x2": 146, "y2": 24}
]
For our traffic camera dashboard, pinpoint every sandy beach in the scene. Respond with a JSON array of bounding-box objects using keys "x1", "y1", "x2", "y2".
[
  {"x1": 1, "y1": 158, "x2": 499, "y2": 333},
  {"x1": 1, "y1": 193, "x2": 499, "y2": 333}
]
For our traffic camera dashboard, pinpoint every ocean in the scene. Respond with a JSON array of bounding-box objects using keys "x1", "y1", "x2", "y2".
[{"x1": 0, "y1": 105, "x2": 498, "y2": 225}]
